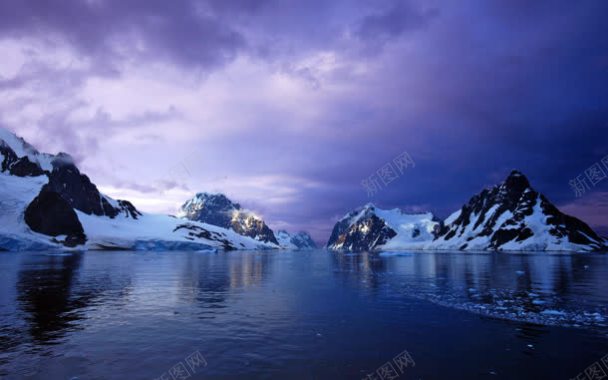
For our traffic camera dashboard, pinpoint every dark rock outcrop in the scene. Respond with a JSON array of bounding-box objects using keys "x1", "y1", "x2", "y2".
[
  {"x1": 24, "y1": 187, "x2": 86, "y2": 247},
  {"x1": 291, "y1": 232, "x2": 317, "y2": 249},
  {"x1": 179, "y1": 193, "x2": 236, "y2": 228},
  {"x1": 46, "y1": 156, "x2": 119, "y2": 217},
  {"x1": 43, "y1": 154, "x2": 141, "y2": 220},
  {"x1": 173, "y1": 224, "x2": 236, "y2": 250},
  {"x1": 0, "y1": 143, "x2": 45, "y2": 177},
  {"x1": 117, "y1": 200, "x2": 142, "y2": 219},
  {"x1": 230, "y1": 212, "x2": 278, "y2": 244}
]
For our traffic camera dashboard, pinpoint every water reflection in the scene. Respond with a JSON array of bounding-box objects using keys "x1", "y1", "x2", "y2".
[
  {"x1": 16, "y1": 253, "x2": 87, "y2": 345},
  {"x1": 0, "y1": 250, "x2": 606, "y2": 379},
  {"x1": 330, "y1": 252, "x2": 387, "y2": 291},
  {"x1": 228, "y1": 253, "x2": 271, "y2": 289},
  {"x1": 176, "y1": 252, "x2": 272, "y2": 309},
  {"x1": 330, "y1": 251, "x2": 608, "y2": 331},
  {"x1": 12, "y1": 252, "x2": 137, "y2": 349}
]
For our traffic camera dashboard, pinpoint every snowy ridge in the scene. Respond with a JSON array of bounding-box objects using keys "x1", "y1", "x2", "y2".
[
  {"x1": 0, "y1": 128, "x2": 54, "y2": 171},
  {"x1": 2, "y1": 127, "x2": 604, "y2": 253},
  {"x1": 0, "y1": 167, "x2": 275, "y2": 252},
  {"x1": 0, "y1": 128, "x2": 279, "y2": 251},
  {"x1": 76, "y1": 211, "x2": 276, "y2": 251}
]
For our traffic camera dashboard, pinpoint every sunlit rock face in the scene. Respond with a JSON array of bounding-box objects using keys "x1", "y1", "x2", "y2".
[
  {"x1": 178, "y1": 192, "x2": 279, "y2": 245},
  {"x1": 327, "y1": 203, "x2": 440, "y2": 252}
]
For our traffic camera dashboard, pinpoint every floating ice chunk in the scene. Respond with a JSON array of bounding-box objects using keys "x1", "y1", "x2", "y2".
[
  {"x1": 541, "y1": 309, "x2": 566, "y2": 316},
  {"x1": 197, "y1": 248, "x2": 218, "y2": 253},
  {"x1": 379, "y1": 251, "x2": 414, "y2": 257}
]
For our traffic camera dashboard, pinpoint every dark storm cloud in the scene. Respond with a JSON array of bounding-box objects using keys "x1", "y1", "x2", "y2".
[
  {"x1": 0, "y1": 0, "x2": 437, "y2": 82},
  {"x1": 0, "y1": 0, "x2": 245, "y2": 70}
]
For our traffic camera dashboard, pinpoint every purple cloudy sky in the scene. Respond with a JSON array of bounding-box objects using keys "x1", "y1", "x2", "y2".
[{"x1": 1, "y1": 0, "x2": 607, "y2": 243}]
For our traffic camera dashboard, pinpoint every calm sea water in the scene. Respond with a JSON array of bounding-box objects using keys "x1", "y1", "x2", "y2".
[{"x1": 0, "y1": 249, "x2": 607, "y2": 380}]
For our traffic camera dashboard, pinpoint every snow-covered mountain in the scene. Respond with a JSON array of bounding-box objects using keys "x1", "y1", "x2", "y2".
[
  {"x1": 432, "y1": 170, "x2": 605, "y2": 252},
  {"x1": 177, "y1": 193, "x2": 279, "y2": 245},
  {"x1": 0, "y1": 128, "x2": 276, "y2": 251},
  {"x1": 328, "y1": 171, "x2": 606, "y2": 252},
  {"x1": 327, "y1": 204, "x2": 440, "y2": 251},
  {"x1": 276, "y1": 230, "x2": 317, "y2": 250},
  {"x1": 3, "y1": 127, "x2": 602, "y2": 253}
]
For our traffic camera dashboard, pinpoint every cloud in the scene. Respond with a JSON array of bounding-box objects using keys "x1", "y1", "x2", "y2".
[
  {"x1": 560, "y1": 191, "x2": 608, "y2": 234},
  {"x1": 29, "y1": 104, "x2": 181, "y2": 162},
  {"x1": 0, "y1": 0, "x2": 245, "y2": 70},
  {"x1": 0, "y1": 1, "x2": 607, "y2": 241},
  {"x1": 356, "y1": 1, "x2": 438, "y2": 43}
]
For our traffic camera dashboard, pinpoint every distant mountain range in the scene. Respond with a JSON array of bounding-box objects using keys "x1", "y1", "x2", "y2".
[
  {"x1": 0, "y1": 128, "x2": 604, "y2": 252},
  {"x1": 327, "y1": 171, "x2": 605, "y2": 252}
]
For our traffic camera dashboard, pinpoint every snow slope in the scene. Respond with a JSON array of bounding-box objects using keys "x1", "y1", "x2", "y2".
[
  {"x1": 0, "y1": 172, "x2": 59, "y2": 250},
  {"x1": 276, "y1": 230, "x2": 317, "y2": 250},
  {"x1": 375, "y1": 208, "x2": 440, "y2": 250},
  {"x1": 77, "y1": 211, "x2": 277, "y2": 251}
]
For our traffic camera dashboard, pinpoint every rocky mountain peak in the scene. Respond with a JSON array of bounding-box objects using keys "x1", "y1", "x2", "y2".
[
  {"x1": 327, "y1": 204, "x2": 439, "y2": 251},
  {"x1": 434, "y1": 170, "x2": 605, "y2": 251},
  {"x1": 179, "y1": 192, "x2": 278, "y2": 245}
]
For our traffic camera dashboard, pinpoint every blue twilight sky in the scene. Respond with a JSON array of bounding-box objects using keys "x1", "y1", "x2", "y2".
[{"x1": 0, "y1": 0, "x2": 607, "y2": 243}]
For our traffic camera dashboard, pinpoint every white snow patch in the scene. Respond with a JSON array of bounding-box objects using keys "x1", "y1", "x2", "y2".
[
  {"x1": 0, "y1": 173, "x2": 60, "y2": 251},
  {"x1": 77, "y1": 211, "x2": 277, "y2": 251}
]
